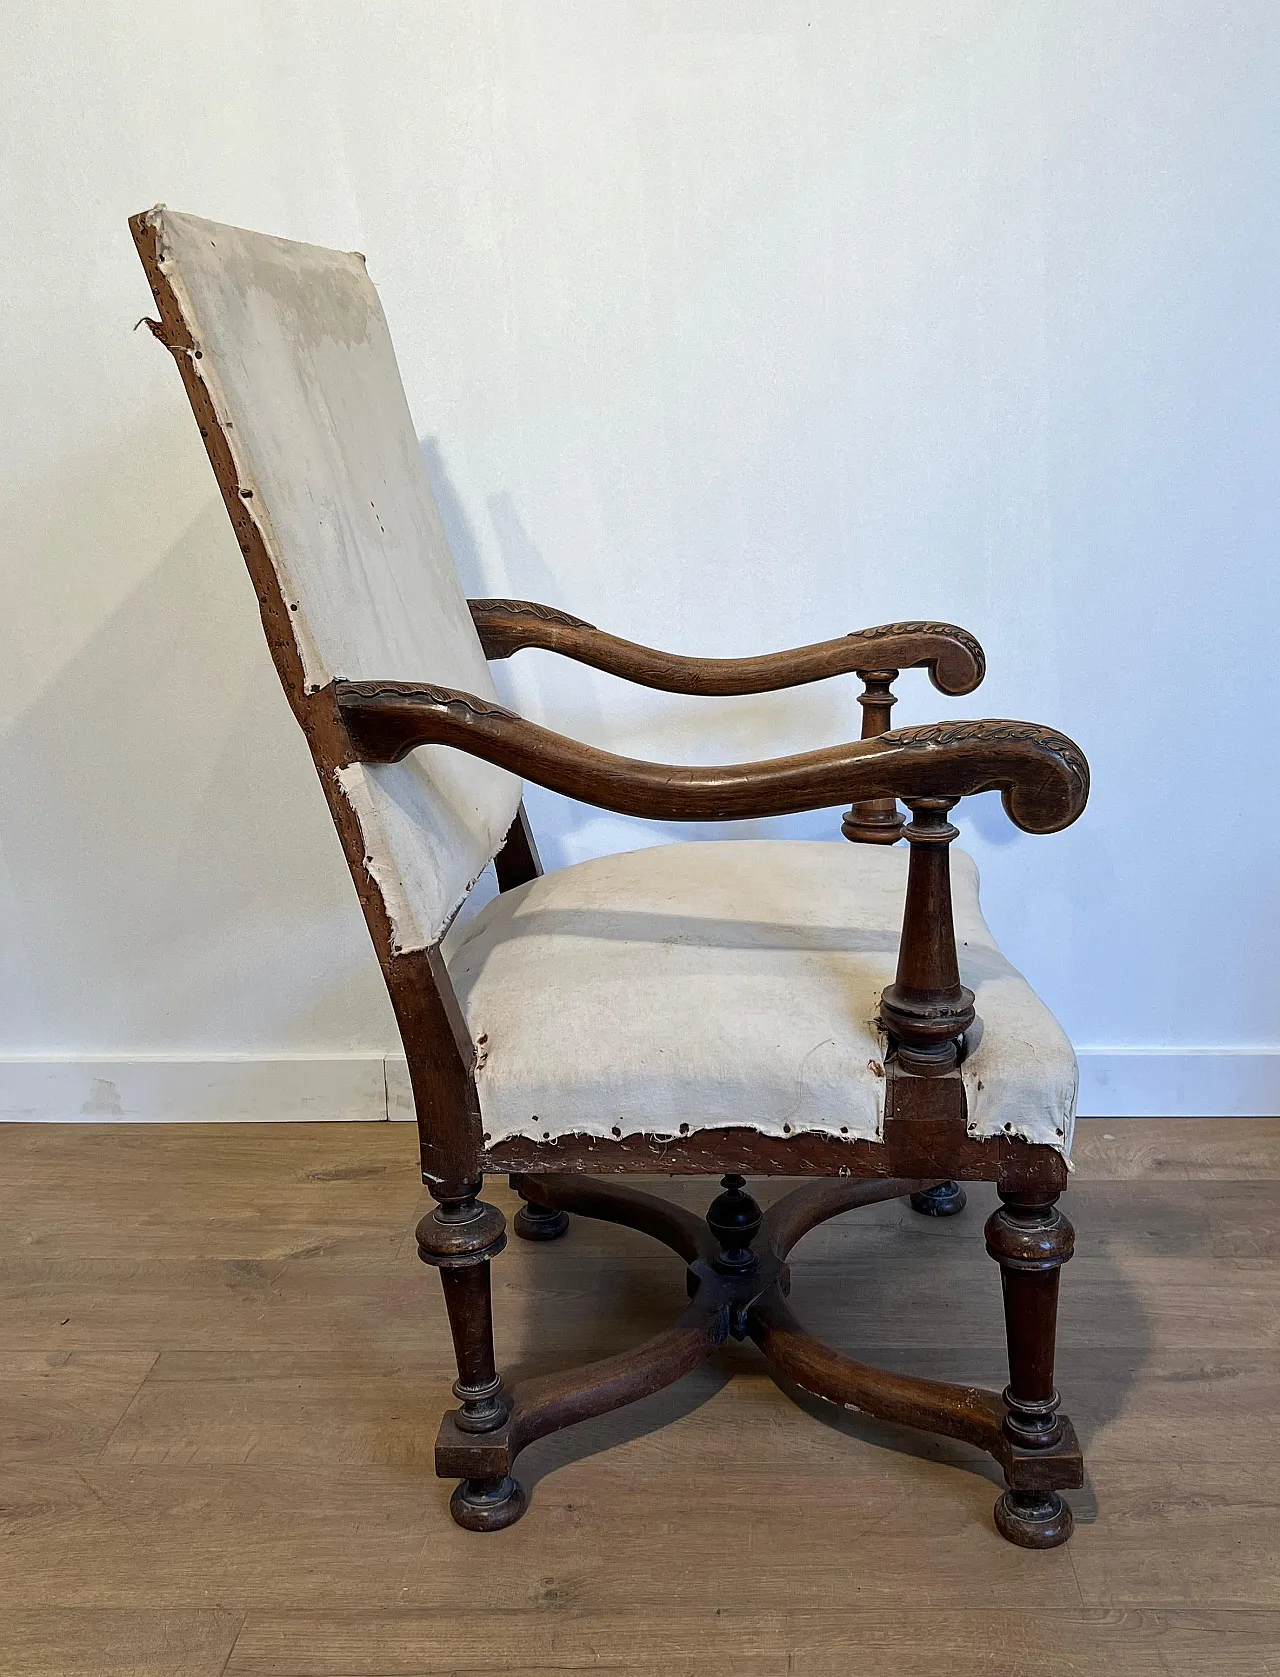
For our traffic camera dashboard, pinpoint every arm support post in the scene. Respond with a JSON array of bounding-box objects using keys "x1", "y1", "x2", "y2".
[
  {"x1": 878, "y1": 798, "x2": 976, "y2": 1075},
  {"x1": 842, "y1": 668, "x2": 907, "y2": 845}
]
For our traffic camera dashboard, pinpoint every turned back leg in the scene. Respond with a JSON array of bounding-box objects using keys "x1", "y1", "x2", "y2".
[
  {"x1": 512, "y1": 1177, "x2": 571, "y2": 1242},
  {"x1": 908, "y1": 1180, "x2": 967, "y2": 1217},
  {"x1": 417, "y1": 1184, "x2": 527, "y2": 1530}
]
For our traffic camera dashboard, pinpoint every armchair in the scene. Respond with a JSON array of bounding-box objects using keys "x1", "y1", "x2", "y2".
[{"x1": 133, "y1": 206, "x2": 1089, "y2": 1552}]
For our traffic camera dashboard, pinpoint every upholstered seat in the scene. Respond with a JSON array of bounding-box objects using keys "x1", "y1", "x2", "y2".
[{"x1": 448, "y1": 839, "x2": 1075, "y2": 1152}]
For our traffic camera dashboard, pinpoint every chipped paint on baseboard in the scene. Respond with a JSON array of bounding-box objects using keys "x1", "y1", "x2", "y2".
[{"x1": 80, "y1": 1076, "x2": 126, "y2": 1117}]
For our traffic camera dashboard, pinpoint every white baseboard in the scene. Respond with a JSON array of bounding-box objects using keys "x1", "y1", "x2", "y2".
[
  {"x1": 0, "y1": 1056, "x2": 393, "y2": 1122},
  {"x1": 1, "y1": 1050, "x2": 1277, "y2": 1123},
  {"x1": 1075, "y1": 1048, "x2": 1280, "y2": 1119}
]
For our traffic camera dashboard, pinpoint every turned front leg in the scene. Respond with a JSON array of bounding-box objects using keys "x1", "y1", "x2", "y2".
[
  {"x1": 985, "y1": 1189, "x2": 1076, "y2": 1547},
  {"x1": 417, "y1": 1185, "x2": 527, "y2": 1530}
]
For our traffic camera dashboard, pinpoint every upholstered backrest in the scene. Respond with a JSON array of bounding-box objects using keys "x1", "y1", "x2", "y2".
[{"x1": 144, "y1": 208, "x2": 521, "y2": 950}]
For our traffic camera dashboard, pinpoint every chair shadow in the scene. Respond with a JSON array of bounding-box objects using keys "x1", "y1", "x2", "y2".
[
  {"x1": 495, "y1": 1187, "x2": 734, "y2": 1496},
  {"x1": 516, "y1": 1362, "x2": 738, "y2": 1497},
  {"x1": 502, "y1": 1176, "x2": 1145, "y2": 1525}
]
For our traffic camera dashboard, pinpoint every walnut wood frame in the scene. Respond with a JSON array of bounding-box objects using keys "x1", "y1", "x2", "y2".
[
  {"x1": 133, "y1": 212, "x2": 1090, "y2": 1551},
  {"x1": 431, "y1": 1173, "x2": 1079, "y2": 1543}
]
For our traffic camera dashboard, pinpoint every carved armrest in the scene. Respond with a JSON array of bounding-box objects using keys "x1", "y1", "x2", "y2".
[
  {"x1": 334, "y1": 681, "x2": 1087, "y2": 836},
  {"x1": 468, "y1": 599, "x2": 985, "y2": 698}
]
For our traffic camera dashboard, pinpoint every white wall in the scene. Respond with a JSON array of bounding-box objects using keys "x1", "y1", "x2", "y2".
[{"x1": 3, "y1": 1, "x2": 1277, "y2": 1119}]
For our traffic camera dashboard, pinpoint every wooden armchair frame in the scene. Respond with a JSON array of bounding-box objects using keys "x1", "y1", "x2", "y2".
[
  {"x1": 133, "y1": 209, "x2": 1090, "y2": 1552},
  {"x1": 333, "y1": 637, "x2": 1087, "y2": 1546}
]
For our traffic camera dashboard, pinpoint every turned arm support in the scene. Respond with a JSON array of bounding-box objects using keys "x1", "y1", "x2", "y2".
[
  {"x1": 333, "y1": 680, "x2": 1087, "y2": 835},
  {"x1": 467, "y1": 598, "x2": 986, "y2": 698}
]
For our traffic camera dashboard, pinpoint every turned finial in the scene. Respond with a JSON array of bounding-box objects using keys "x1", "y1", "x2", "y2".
[{"x1": 706, "y1": 1175, "x2": 763, "y2": 1274}]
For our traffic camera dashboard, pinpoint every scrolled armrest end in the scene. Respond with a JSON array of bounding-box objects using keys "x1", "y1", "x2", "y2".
[
  {"x1": 875, "y1": 720, "x2": 1089, "y2": 835},
  {"x1": 849, "y1": 621, "x2": 986, "y2": 697}
]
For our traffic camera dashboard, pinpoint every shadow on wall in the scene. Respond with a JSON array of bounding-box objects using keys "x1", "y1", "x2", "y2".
[
  {"x1": 420, "y1": 432, "x2": 608, "y2": 746},
  {"x1": 3, "y1": 415, "x2": 899, "y2": 1059},
  {"x1": 0, "y1": 417, "x2": 392, "y2": 1053},
  {"x1": 420, "y1": 432, "x2": 897, "y2": 871}
]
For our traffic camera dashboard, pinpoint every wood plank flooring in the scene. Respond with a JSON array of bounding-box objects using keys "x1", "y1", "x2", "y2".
[{"x1": 2, "y1": 1119, "x2": 1278, "y2": 1675}]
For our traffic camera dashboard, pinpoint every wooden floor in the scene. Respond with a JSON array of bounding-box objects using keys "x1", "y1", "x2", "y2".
[{"x1": 2, "y1": 1119, "x2": 1279, "y2": 1676}]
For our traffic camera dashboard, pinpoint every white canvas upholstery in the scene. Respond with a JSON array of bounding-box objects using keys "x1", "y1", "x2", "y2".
[
  {"x1": 446, "y1": 841, "x2": 1077, "y2": 1154},
  {"x1": 148, "y1": 209, "x2": 522, "y2": 949}
]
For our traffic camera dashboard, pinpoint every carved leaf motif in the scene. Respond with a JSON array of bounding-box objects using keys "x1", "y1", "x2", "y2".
[
  {"x1": 472, "y1": 599, "x2": 592, "y2": 630},
  {"x1": 846, "y1": 621, "x2": 986, "y2": 668},
  {"x1": 336, "y1": 680, "x2": 519, "y2": 723},
  {"x1": 883, "y1": 719, "x2": 1090, "y2": 803}
]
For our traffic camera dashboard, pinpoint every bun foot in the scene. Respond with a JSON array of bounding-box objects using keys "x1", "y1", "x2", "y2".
[
  {"x1": 514, "y1": 1202, "x2": 570, "y2": 1241},
  {"x1": 994, "y1": 1488, "x2": 1073, "y2": 1548},
  {"x1": 450, "y1": 1475, "x2": 528, "y2": 1532},
  {"x1": 909, "y1": 1180, "x2": 967, "y2": 1217}
]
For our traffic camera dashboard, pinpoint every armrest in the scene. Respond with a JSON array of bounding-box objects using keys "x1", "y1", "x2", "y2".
[
  {"x1": 334, "y1": 681, "x2": 1088, "y2": 835},
  {"x1": 468, "y1": 599, "x2": 985, "y2": 697}
]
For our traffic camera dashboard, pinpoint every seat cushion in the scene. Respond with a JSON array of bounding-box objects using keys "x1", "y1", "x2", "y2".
[{"x1": 445, "y1": 841, "x2": 1076, "y2": 1154}]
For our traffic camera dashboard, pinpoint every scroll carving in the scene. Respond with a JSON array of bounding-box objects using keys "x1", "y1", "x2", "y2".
[
  {"x1": 471, "y1": 599, "x2": 592, "y2": 634},
  {"x1": 337, "y1": 679, "x2": 517, "y2": 721},
  {"x1": 337, "y1": 680, "x2": 518, "y2": 765},
  {"x1": 844, "y1": 622, "x2": 987, "y2": 694},
  {"x1": 874, "y1": 720, "x2": 1090, "y2": 832}
]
